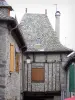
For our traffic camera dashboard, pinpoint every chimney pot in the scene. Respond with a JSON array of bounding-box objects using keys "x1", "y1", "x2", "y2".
[
  {"x1": 25, "y1": 8, "x2": 27, "y2": 13},
  {"x1": 45, "y1": 9, "x2": 47, "y2": 15},
  {"x1": 55, "y1": 11, "x2": 61, "y2": 16}
]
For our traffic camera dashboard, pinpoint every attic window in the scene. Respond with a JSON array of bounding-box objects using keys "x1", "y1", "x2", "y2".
[{"x1": 31, "y1": 68, "x2": 45, "y2": 82}]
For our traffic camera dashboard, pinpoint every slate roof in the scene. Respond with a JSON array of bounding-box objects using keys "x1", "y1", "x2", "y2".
[
  {"x1": 0, "y1": 0, "x2": 13, "y2": 10},
  {"x1": 20, "y1": 13, "x2": 72, "y2": 52}
]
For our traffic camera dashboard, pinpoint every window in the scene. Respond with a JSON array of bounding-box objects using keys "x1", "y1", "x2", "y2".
[
  {"x1": 10, "y1": 43, "x2": 14, "y2": 72},
  {"x1": 15, "y1": 52, "x2": 20, "y2": 73},
  {"x1": 31, "y1": 68, "x2": 45, "y2": 82}
]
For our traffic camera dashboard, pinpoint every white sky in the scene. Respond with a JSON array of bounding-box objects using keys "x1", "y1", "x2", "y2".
[{"x1": 6, "y1": 0, "x2": 75, "y2": 51}]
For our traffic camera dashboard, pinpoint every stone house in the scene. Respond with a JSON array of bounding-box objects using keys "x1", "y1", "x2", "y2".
[
  {"x1": 64, "y1": 52, "x2": 75, "y2": 98},
  {"x1": 0, "y1": 0, "x2": 27, "y2": 100},
  {"x1": 0, "y1": 0, "x2": 73, "y2": 100},
  {"x1": 20, "y1": 9, "x2": 73, "y2": 100}
]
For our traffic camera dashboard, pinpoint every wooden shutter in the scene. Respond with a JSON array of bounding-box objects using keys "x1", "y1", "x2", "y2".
[
  {"x1": 31, "y1": 68, "x2": 44, "y2": 82},
  {"x1": 16, "y1": 53, "x2": 20, "y2": 73},
  {"x1": 69, "y1": 64, "x2": 75, "y2": 92},
  {"x1": 10, "y1": 44, "x2": 14, "y2": 72}
]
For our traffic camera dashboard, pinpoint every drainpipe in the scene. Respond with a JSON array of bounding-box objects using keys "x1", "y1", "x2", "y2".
[{"x1": 10, "y1": 24, "x2": 18, "y2": 33}]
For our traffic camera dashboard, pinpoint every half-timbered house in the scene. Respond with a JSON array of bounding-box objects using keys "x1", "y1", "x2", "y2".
[{"x1": 20, "y1": 9, "x2": 72, "y2": 100}]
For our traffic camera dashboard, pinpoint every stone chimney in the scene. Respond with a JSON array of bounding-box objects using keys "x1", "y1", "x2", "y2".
[
  {"x1": 55, "y1": 10, "x2": 61, "y2": 39},
  {"x1": 0, "y1": 0, "x2": 13, "y2": 16}
]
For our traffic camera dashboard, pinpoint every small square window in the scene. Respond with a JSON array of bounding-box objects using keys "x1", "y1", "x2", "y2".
[{"x1": 31, "y1": 68, "x2": 45, "y2": 82}]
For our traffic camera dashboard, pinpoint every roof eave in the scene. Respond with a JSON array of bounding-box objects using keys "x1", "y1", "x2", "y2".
[
  {"x1": 0, "y1": 18, "x2": 27, "y2": 52},
  {"x1": 0, "y1": 6, "x2": 13, "y2": 10},
  {"x1": 24, "y1": 50, "x2": 72, "y2": 54}
]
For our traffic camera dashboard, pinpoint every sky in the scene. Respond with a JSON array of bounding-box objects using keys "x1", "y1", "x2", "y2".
[{"x1": 6, "y1": 0, "x2": 75, "y2": 51}]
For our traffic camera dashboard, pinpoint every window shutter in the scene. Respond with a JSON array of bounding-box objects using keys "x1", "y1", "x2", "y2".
[
  {"x1": 69, "y1": 63, "x2": 75, "y2": 92},
  {"x1": 16, "y1": 53, "x2": 20, "y2": 73},
  {"x1": 31, "y1": 68, "x2": 45, "y2": 82},
  {"x1": 10, "y1": 44, "x2": 14, "y2": 72}
]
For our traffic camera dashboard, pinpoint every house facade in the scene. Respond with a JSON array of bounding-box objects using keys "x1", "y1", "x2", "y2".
[
  {"x1": 20, "y1": 9, "x2": 72, "y2": 100},
  {"x1": 64, "y1": 52, "x2": 75, "y2": 98},
  {"x1": 0, "y1": 0, "x2": 27, "y2": 100},
  {"x1": 0, "y1": 0, "x2": 73, "y2": 100}
]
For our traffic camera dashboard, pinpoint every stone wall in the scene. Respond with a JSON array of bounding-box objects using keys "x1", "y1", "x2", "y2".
[
  {"x1": 0, "y1": 23, "x2": 7, "y2": 100},
  {"x1": 0, "y1": 8, "x2": 9, "y2": 16},
  {"x1": 0, "y1": 22, "x2": 22, "y2": 100},
  {"x1": 5, "y1": 27, "x2": 22, "y2": 100}
]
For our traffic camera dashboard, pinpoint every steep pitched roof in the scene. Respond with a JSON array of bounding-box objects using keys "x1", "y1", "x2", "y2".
[
  {"x1": 20, "y1": 13, "x2": 72, "y2": 52},
  {"x1": 0, "y1": 0, "x2": 13, "y2": 10}
]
